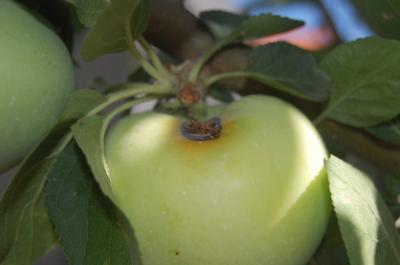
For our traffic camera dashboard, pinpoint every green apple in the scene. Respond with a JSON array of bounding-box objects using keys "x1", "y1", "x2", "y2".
[
  {"x1": 0, "y1": 0, "x2": 75, "y2": 172},
  {"x1": 105, "y1": 95, "x2": 331, "y2": 265}
]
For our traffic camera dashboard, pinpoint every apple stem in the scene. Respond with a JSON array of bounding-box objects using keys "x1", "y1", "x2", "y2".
[
  {"x1": 138, "y1": 37, "x2": 171, "y2": 80},
  {"x1": 88, "y1": 82, "x2": 171, "y2": 115},
  {"x1": 181, "y1": 117, "x2": 222, "y2": 141},
  {"x1": 125, "y1": 13, "x2": 169, "y2": 83},
  {"x1": 178, "y1": 82, "x2": 201, "y2": 106},
  {"x1": 176, "y1": 79, "x2": 211, "y2": 122}
]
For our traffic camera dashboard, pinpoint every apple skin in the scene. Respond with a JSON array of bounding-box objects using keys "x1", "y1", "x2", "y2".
[
  {"x1": 0, "y1": 0, "x2": 75, "y2": 172},
  {"x1": 105, "y1": 95, "x2": 331, "y2": 265}
]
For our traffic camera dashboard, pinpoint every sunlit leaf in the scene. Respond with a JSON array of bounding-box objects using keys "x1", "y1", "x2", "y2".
[{"x1": 327, "y1": 156, "x2": 400, "y2": 265}]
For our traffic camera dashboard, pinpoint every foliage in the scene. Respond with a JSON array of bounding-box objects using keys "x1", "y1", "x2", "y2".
[
  {"x1": 327, "y1": 156, "x2": 400, "y2": 265},
  {"x1": 367, "y1": 118, "x2": 400, "y2": 144},
  {"x1": 46, "y1": 142, "x2": 131, "y2": 265},
  {"x1": 1, "y1": 0, "x2": 400, "y2": 265},
  {"x1": 80, "y1": 0, "x2": 150, "y2": 61},
  {"x1": 317, "y1": 37, "x2": 400, "y2": 127},
  {"x1": 349, "y1": 0, "x2": 400, "y2": 40},
  {"x1": 0, "y1": 90, "x2": 105, "y2": 265}
]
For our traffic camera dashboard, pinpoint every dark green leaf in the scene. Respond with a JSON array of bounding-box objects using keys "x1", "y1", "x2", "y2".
[
  {"x1": 208, "y1": 86, "x2": 234, "y2": 103},
  {"x1": 0, "y1": 90, "x2": 105, "y2": 265},
  {"x1": 46, "y1": 142, "x2": 132, "y2": 265},
  {"x1": 81, "y1": 0, "x2": 150, "y2": 61},
  {"x1": 18, "y1": 0, "x2": 75, "y2": 50},
  {"x1": 65, "y1": 0, "x2": 108, "y2": 27},
  {"x1": 130, "y1": 0, "x2": 149, "y2": 37},
  {"x1": 350, "y1": 0, "x2": 400, "y2": 40},
  {"x1": 234, "y1": 13, "x2": 303, "y2": 40},
  {"x1": 383, "y1": 173, "x2": 400, "y2": 223},
  {"x1": 127, "y1": 67, "x2": 152, "y2": 83},
  {"x1": 326, "y1": 155, "x2": 400, "y2": 265},
  {"x1": 245, "y1": 42, "x2": 331, "y2": 101},
  {"x1": 367, "y1": 117, "x2": 400, "y2": 144},
  {"x1": 200, "y1": 10, "x2": 304, "y2": 42},
  {"x1": 88, "y1": 77, "x2": 109, "y2": 92},
  {"x1": 200, "y1": 10, "x2": 248, "y2": 39},
  {"x1": 384, "y1": 174, "x2": 400, "y2": 205},
  {"x1": 309, "y1": 216, "x2": 350, "y2": 265},
  {"x1": 318, "y1": 37, "x2": 400, "y2": 127},
  {"x1": 63, "y1": 89, "x2": 107, "y2": 120},
  {"x1": 0, "y1": 159, "x2": 55, "y2": 265}
]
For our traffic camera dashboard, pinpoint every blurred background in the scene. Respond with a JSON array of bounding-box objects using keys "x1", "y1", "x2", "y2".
[{"x1": 0, "y1": 0, "x2": 386, "y2": 264}]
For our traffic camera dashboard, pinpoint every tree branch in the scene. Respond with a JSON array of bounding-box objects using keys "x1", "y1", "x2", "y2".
[
  {"x1": 144, "y1": 0, "x2": 214, "y2": 60},
  {"x1": 315, "y1": 0, "x2": 341, "y2": 45},
  {"x1": 319, "y1": 121, "x2": 400, "y2": 172}
]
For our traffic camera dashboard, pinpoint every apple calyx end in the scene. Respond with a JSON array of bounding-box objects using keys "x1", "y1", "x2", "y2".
[{"x1": 181, "y1": 117, "x2": 222, "y2": 141}]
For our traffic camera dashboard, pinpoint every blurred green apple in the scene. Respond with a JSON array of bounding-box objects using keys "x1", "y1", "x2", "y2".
[
  {"x1": 0, "y1": 0, "x2": 74, "y2": 172},
  {"x1": 105, "y1": 95, "x2": 331, "y2": 265}
]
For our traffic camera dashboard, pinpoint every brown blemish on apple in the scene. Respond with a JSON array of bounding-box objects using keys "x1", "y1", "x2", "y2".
[
  {"x1": 181, "y1": 117, "x2": 222, "y2": 141},
  {"x1": 175, "y1": 117, "x2": 236, "y2": 151}
]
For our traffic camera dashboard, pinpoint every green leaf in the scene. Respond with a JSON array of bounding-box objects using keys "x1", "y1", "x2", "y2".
[
  {"x1": 190, "y1": 11, "x2": 304, "y2": 83},
  {"x1": 384, "y1": 174, "x2": 400, "y2": 205},
  {"x1": 383, "y1": 173, "x2": 400, "y2": 221},
  {"x1": 367, "y1": 118, "x2": 400, "y2": 144},
  {"x1": 233, "y1": 13, "x2": 303, "y2": 40},
  {"x1": 200, "y1": 10, "x2": 248, "y2": 39},
  {"x1": 65, "y1": 0, "x2": 109, "y2": 27},
  {"x1": 309, "y1": 216, "x2": 350, "y2": 265},
  {"x1": 350, "y1": 0, "x2": 400, "y2": 40},
  {"x1": 129, "y1": 0, "x2": 150, "y2": 37},
  {"x1": 0, "y1": 89, "x2": 105, "y2": 265},
  {"x1": 326, "y1": 155, "x2": 400, "y2": 265},
  {"x1": 71, "y1": 93, "x2": 153, "y2": 203},
  {"x1": 71, "y1": 115, "x2": 114, "y2": 200},
  {"x1": 81, "y1": 0, "x2": 150, "y2": 61},
  {"x1": 128, "y1": 67, "x2": 152, "y2": 83},
  {"x1": 245, "y1": 42, "x2": 331, "y2": 102},
  {"x1": 19, "y1": 0, "x2": 75, "y2": 51},
  {"x1": 208, "y1": 86, "x2": 234, "y2": 103},
  {"x1": 63, "y1": 89, "x2": 108, "y2": 120},
  {"x1": 0, "y1": 159, "x2": 55, "y2": 265},
  {"x1": 46, "y1": 142, "x2": 132, "y2": 265},
  {"x1": 200, "y1": 10, "x2": 303, "y2": 42},
  {"x1": 318, "y1": 37, "x2": 400, "y2": 127}
]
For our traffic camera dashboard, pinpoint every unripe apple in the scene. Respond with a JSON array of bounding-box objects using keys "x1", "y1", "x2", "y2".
[
  {"x1": 105, "y1": 95, "x2": 331, "y2": 265},
  {"x1": 0, "y1": 0, "x2": 75, "y2": 172}
]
